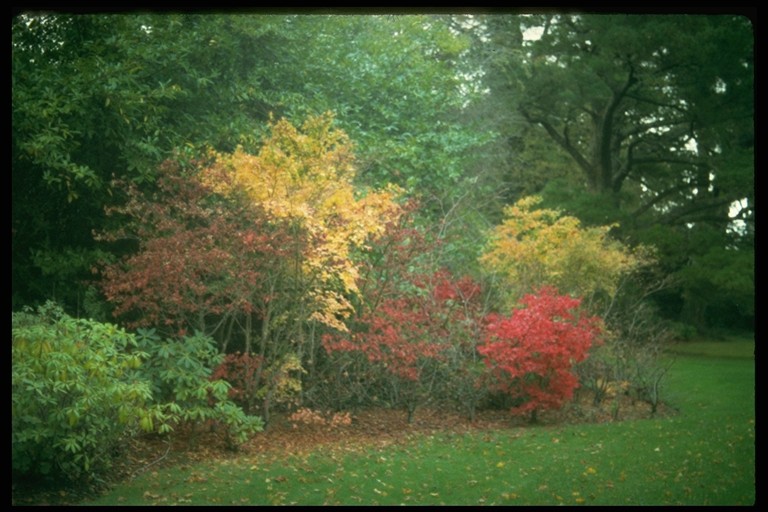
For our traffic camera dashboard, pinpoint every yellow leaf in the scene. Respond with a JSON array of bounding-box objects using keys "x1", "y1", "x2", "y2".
[
  {"x1": 481, "y1": 195, "x2": 652, "y2": 304},
  {"x1": 200, "y1": 114, "x2": 404, "y2": 332}
]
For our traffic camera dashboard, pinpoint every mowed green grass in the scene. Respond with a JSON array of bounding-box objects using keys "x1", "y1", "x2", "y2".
[
  {"x1": 87, "y1": 339, "x2": 754, "y2": 506},
  {"x1": 667, "y1": 335, "x2": 754, "y2": 359}
]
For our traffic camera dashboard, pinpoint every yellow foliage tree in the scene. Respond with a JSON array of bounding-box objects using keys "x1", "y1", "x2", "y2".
[
  {"x1": 480, "y1": 196, "x2": 652, "y2": 305},
  {"x1": 202, "y1": 113, "x2": 403, "y2": 331}
]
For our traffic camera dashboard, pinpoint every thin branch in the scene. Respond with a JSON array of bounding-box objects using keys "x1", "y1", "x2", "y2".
[
  {"x1": 630, "y1": 182, "x2": 697, "y2": 219},
  {"x1": 631, "y1": 157, "x2": 709, "y2": 168},
  {"x1": 520, "y1": 108, "x2": 593, "y2": 176},
  {"x1": 131, "y1": 435, "x2": 172, "y2": 479},
  {"x1": 624, "y1": 92, "x2": 689, "y2": 114},
  {"x1": 658, "y1": 198, "x2": 735, "y2": 226},
  {"x1": 620, "y1": 117, "x2": 689, "y2": 140}
]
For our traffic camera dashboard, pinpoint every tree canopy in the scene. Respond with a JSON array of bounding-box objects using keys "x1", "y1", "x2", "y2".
[
  {"x1": 13, "y1": 11, "x2": 753, "y2": 329},
  {"x1": 467, "y1": 13, "x2": 754, "y2": 329}
]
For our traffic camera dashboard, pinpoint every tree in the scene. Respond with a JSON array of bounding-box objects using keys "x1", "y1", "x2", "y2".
[
  {"x1": 322, "y1": 270, "x2": 486, "y2": 423},
  {"x1": 273, "y1": 15, "x2": 493, "y2": 203},
  {"x1": 469, "y1": 13, "x2": 754, "y2": 330},
  {"x1": 99, "y1": 114, "x2": 405, "y2": 422},
  {"x1": 12, "y1": 13, "x2": 294, "y2": 311},
  {"x1": 12, "y1": 13, "x2": 492, "y2": 315},
  {"x1": 514, "y1": 15, "x2": 753, "y2": 208},
  {"x1": 480, "y1": 195, "x2": 651, "y2": 308},
  {"x1": 97, "y1": 154, "x2": 305, "y2": 423},
  {"x1": 202, "y1": 112, "x2": 405, "y2": 334},
  {"x1": 478, "y1": 287, "x2": 602, "y2": 422},
  {"x1": 97, "y1": 155, "x2": 296, "y2": 348}
]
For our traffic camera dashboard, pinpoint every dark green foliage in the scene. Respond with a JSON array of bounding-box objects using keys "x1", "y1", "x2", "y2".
[
  {"x1": 12, "y1": 13, "x2": 753, "y2": 334},
  {"x1": 11, "y1": 303, "x2": 262, "y2": 486},
  {"x1": 133, "y1": 328, "x2": 264, "y2": 449},
  {"x1": 12, "y1": 13, "x2": 286, "y2": 311},
  {"x1": 471, "y1": 13, "x2": 754, "y2": 332},
  {"x1": 11, "y1": 13, "x2": 490, "y2": 315},
  {"x1": 12, "y1": 302, "x2": 152, "y2": 482}
]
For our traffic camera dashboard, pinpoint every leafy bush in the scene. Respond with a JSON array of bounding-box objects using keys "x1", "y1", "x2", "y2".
[
  {"x1": 478, "y1": 287, "x2": 603, "y2": 422},
  {"x1": 323, "y1": 270, "x2": 487, "y2": 423},
  {"x1": 480, "y1": 195, "x2": 651, "y2": 306},
  {"x1": 134, "y1": 328, "x2": 264, "y2": 448},
  {"x1": 211, "y1": 351, "x2": 305, "y2": 424},
  {"x1": 12, "y1": 302, "x2": 153, "y2": 482}
]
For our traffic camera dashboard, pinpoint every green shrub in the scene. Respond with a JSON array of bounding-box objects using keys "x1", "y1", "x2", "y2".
[
  {"x1": 12, "y1": 303, "x2": 263, "y2": 485},
  {"x1": 12, "y1": 302, "x2": 153, "y2": 482},
  {"x1": 134, "y1": 328, "x2": 264, "y2": 449}
]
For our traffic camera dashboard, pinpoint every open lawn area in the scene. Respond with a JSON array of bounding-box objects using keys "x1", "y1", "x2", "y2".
[{"x1": 72, "y1": 338, "x2": 755, "y2": 506}]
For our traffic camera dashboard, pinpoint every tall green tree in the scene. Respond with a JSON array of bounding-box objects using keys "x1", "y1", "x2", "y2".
[
  {"x1": 470, "y1": 13, "x2": 754, "y2": 330},
  {"x1": 269, "y1": 14, "x2": 499, "y2": 273},
  {"x1": 12, "y1": 13, "x2": 492, "y2": 312},
  {"x1": 12, "y1": 13, "x2": 292, "y2": 310}
]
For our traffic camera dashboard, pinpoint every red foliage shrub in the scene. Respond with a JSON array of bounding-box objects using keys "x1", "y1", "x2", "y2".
[
  {"x1": 97, "y1": 160, "x2": 296, "y2": 339},
  {"x1": 478, "y1": 287, "x2": 602, "y2": 418}
]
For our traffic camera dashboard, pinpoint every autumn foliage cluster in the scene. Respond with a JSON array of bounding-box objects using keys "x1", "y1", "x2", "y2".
[
  {"x1": 479, "y1": 288, "x2": 601, "y2": 420},
  {"x1": 92, "y1": 114, "x2": 649, "y2": 430}
]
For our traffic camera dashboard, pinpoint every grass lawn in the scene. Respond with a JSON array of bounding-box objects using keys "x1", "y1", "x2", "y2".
[
  {"x1": 85, "y1": 339, "x2": 754, "y2": 506},
  {"x1": 667, "y1": 335, "x2": 754, "y2": 359}
]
